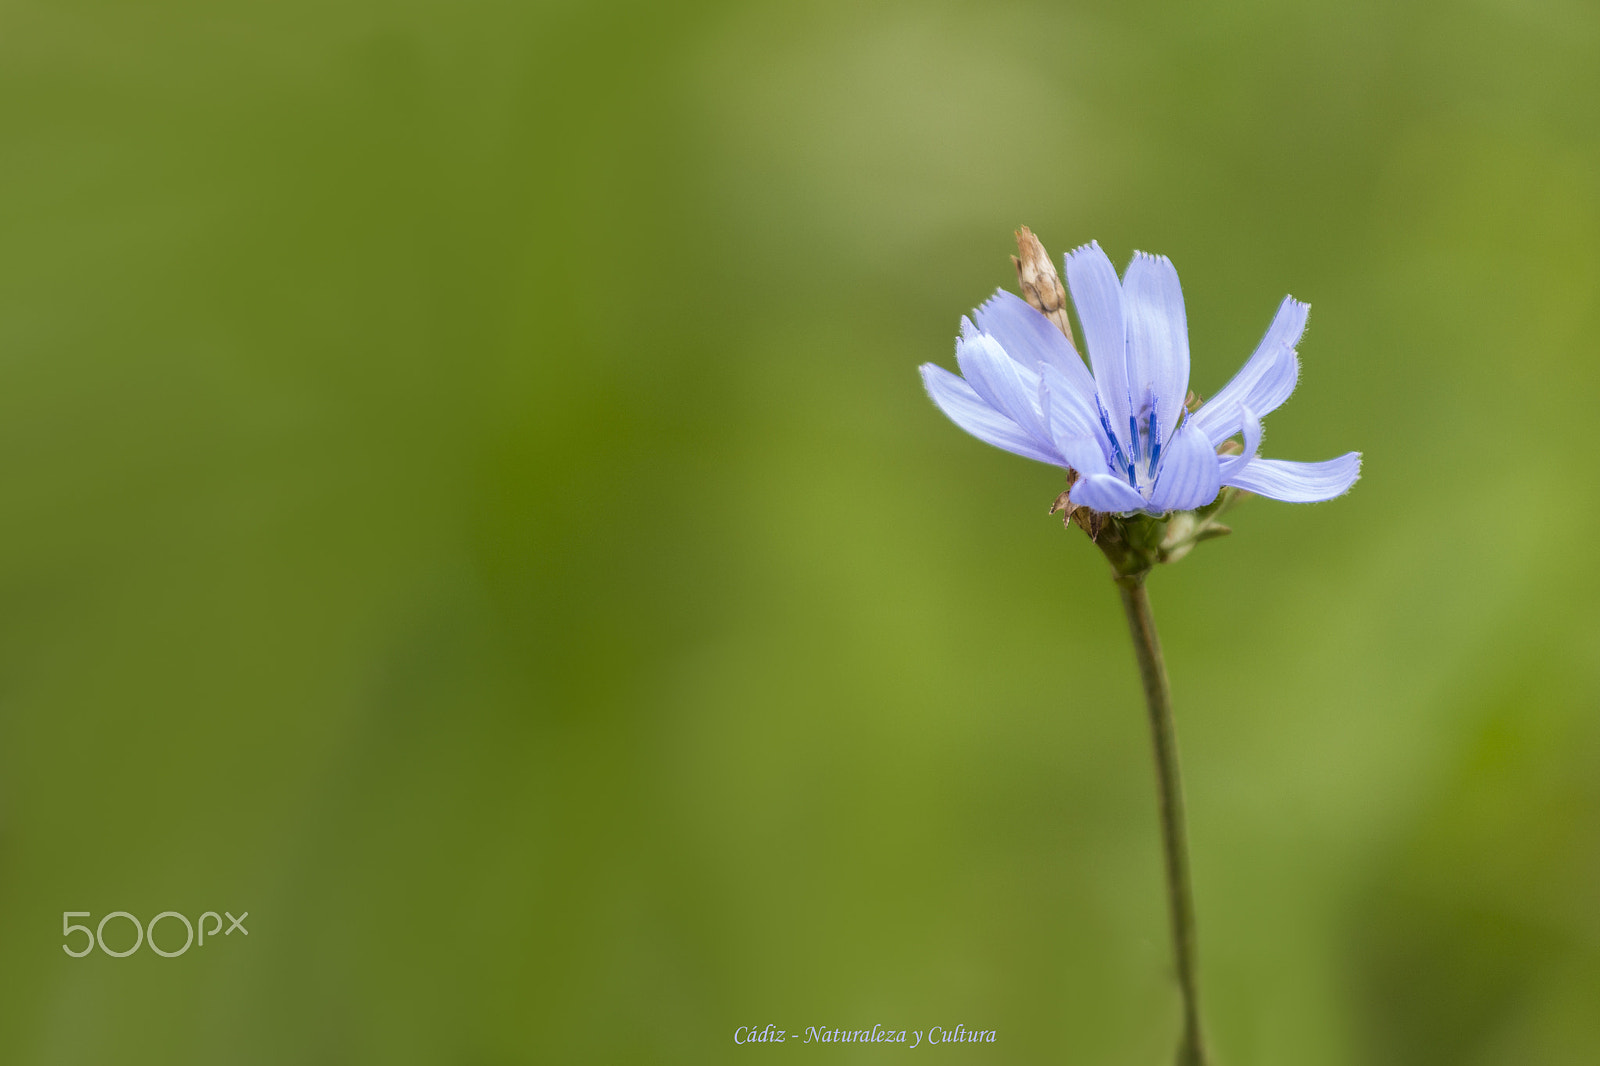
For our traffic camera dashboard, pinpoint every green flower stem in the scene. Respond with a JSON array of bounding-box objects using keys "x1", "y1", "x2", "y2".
[{"x1": 1114, "y1": 573, "x2": 1207, "y2": 1066}]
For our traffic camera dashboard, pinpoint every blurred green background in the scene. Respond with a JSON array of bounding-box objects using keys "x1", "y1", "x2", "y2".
[{"x1": 1, "y1": 0, "x2": 1598, "y2": 1063}]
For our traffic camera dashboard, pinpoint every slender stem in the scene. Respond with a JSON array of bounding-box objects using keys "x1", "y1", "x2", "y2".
[{"x1": 1115, "y1": 574, "x2": 1207, "y2": 1066}]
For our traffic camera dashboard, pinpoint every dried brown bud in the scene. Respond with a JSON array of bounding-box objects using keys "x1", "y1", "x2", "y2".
[
  {"x1": 1012, "y1": 226, "x2": 1079, "y2": 357},
  {"x1": 1049, "y1": 475, "x2": 1104, "y2": 540}
]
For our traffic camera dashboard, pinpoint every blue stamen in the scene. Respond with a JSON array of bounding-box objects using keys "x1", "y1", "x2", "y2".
[
  {"x1": 1147, "y1": 406, "x2": 1161, "y2": 471},
  {"x1": 1150, "y1": 410, "x2": 1188, "y2": 483},
  {"x1": 1097, "y1": 401, "x2": 1130, "y2": 474},
  {"x1": 1128, "y1": 415, "x2": 1142, "y2": 464}
]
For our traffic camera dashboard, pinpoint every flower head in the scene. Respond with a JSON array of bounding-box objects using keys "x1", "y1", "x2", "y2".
[{"x1": 920, "y1": 240, "x2": 1360, "y2": 516}]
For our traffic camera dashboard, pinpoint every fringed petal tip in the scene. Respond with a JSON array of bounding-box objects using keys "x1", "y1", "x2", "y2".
[
  {"x1": 976, "y1": 286, "x2": 1012, "y2": 311},
  {"x1": 1127, "y1": 249, "x2": 1175, "y2": 269},
  {"x1": 1192, "y1": 294, "x2": 1308, "y2": 446}
]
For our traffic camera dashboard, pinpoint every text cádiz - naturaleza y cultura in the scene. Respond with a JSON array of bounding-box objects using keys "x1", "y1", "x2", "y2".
[{"x1": 733, "y1": 1023, "x2": 996, "y2": 1047}]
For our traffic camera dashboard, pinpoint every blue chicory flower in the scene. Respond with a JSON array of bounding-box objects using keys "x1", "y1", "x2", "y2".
[{"x1": 920, "y1": 241, "x2": 1361, "y2": 515}]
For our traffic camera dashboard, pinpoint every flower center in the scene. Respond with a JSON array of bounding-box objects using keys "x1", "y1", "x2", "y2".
[{"x1": 1099, "y1": 392, "x2": 1171, "y2": 496}]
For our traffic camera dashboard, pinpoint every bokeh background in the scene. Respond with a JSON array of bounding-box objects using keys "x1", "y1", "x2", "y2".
[{"x1": 1, "y1": 0, "x2": 1598, "y2": 1063}]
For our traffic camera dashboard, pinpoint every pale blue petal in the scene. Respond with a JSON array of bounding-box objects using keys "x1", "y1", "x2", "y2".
[
  {"x1": 1065, "y1": 241, "x2": 1129, "y2": 430},
  {"x1": 1038, "y1": 362, "x2": 1109, "y2": 447},
  {"x1": 1218, "y1": 405, "x2": 1261, "y2": 479},
  {"x1": 1146, "y1": 421, "x2": 1222, "y2": 513},
  {"x1": 1039, "y1": 372, "x2": 1111, "y2": 477},
  {"x1": 1121, "y1": 251, "x2": 1190, "y2": 438},
  {"x1": 1070, "y1": 472, "x2": 1149, "y2": 514},
  {"x1": 1057, "y1": 437, "x2": 1111, "y2": 479},
  {"x1": 1222, "y1": 452, "x2": 1362, "y2": 502},
  {"x1": 1193, "y1": 296, "x2": 1307, "y2": 446},
  {"x1": 954, "y1": 333, "x2": 1051, "y2": 445},
  {"x1": 974, "y1": 289, "x2": 1099, "y2": 400},
  {"x1": 1239, "y1": 349, "x2": 1298, "y2": 428},
  {"x1": 921, "y1": 363, "x2": 1063, "y2": 465}
]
